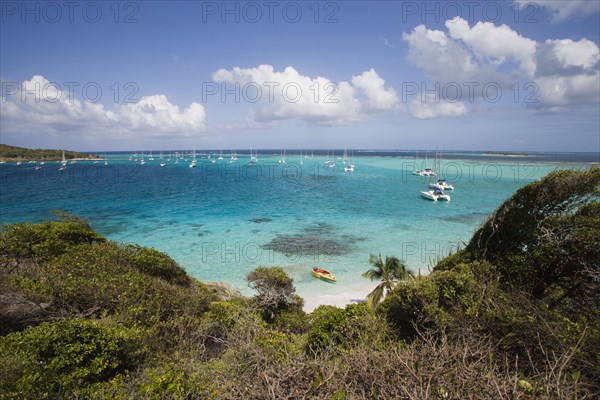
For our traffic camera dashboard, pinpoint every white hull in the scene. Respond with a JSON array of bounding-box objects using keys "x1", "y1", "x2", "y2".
[
  {"x1": 421, "y1": 190, "x2": 451, "y2": 202},
  {"x1": 413, "y1": 170, "x2": 436, "y2": 177},
  {"x1": 429, "y1": 182, "x2": 454, "y2": 191}
]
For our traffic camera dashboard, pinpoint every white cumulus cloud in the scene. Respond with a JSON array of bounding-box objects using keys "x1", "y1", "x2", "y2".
[
  {"x1": 121, "y1": 95, "x2": 206, "y2": 133},
  {"x1": 351, "y1": 68, "x2": 399, "y2": 112},
  {"x1": 445, "y1": 18, "x2": 536, "y2": 77},
  {"x1": 403, "y1": 19, "x2": 600, "y2": 111},
  {"x1": 544, "y1": 38, "x2": 599, "y2": 70},
  {"x1": 211, "y1": 64, "x2": 398, "y2": 126},
  {"x1": 534, "y1": 38, "x2": 600, "y2": 106},
  {"x1": 0, "y1": 75, "x2": 206, "y2": 141},
  {"x1": 402, "y1": 23, "x2": 508, "y2": 89},
  {"x1": 410, "y1": 94, "x2": 469, "y2": 119}
]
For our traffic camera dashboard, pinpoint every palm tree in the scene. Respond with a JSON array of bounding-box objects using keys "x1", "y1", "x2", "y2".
[{"x1": 362, "y1": 254, "x2": 413, "y2": 308}]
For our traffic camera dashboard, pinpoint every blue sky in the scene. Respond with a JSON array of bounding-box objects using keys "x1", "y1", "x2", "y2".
[{"x1": 1, "y1": 0, "x2": 599, "y2": 152}]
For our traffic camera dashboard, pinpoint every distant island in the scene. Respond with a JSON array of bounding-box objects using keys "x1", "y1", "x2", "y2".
[
  {"x1": 484, "y1": 151, "x2": 529, "y2": 157},
  {"x1": 0, "y1": 144, "x2": 100, "y2": 162}
]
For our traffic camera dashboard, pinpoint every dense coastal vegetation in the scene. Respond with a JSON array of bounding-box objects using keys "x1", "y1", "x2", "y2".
[
  {"x1": 1, "y1": 168, "x2": 599, "y2": 399},
  {"x1": 0, "y1": 144, "x2": 99, "y2": 162}
]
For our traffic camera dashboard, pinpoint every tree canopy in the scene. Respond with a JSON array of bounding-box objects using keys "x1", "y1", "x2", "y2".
[
  {"x1": 466, "y1": 167, "x2": 600, "y2": 301},
  {"x1": 247, "y1": 266, "x2": 303, "y2": 321},
  {"x1": 0, "y1": 144, "x2": 99, "y2": 161},
  {"x1": 362, "y1": 254, "x2": 413, "y2": 308}
]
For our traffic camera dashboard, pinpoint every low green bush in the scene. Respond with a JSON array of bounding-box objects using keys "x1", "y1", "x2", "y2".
[
  {"x1": 2, "y1": 237, "x2": 215, "y2": 333},
  {"x1": 0, "y1": 318, "x2": 141, "y2": 399},
  {"x1": 379, "y1": 261, "x2": 491, "y2": 339},
  {"x1": 0, "y1": 212, "x2": 105, "y2": 264},
  {"x1": 307, "y1": 303, "x2": 387, "y2": 355}
]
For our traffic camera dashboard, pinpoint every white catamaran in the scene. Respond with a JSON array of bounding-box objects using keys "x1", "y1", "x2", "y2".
[{"x1": 421, "y1": 187, "x2": 451, "y2": 202}]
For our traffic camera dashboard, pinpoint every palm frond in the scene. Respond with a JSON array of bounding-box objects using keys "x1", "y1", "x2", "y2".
[
  {"x1": 361, "y1": 269, "x2": 379, "y2": 281},
  {"x1": 363, "y1": 254, "x2": 414, "y2": 307},
  {"x1": 366, "y1": 283, "x2": 386, "y2": 308}
]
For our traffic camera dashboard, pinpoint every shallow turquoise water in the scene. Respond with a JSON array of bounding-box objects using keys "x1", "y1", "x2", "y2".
[{"x1": 0, "y1": 152, "x2": 595, "y2": 308}]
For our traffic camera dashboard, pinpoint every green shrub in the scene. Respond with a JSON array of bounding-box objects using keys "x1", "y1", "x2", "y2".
[
  {"x1": 121, "y1": 244, "x2": 191, "y2": 286},
  {"x1": 247, "y1": 267, "x2": 303, "y2": 322},
  {"x1": 138, "y1": 365, "x2": 188, "y2": 399},
  {"x1": 0, "y1": 212, "x2": 105, "y2": 264},
  {"x1": 467, "y1": 167, "x2": 600, "y2": 299},
  {"x1": 205, "y1": 298, "x2": 258, "y2": 332},
  {"x1": 272, "y1": 308, "x2": 310, "y2": 334},
  {"x1": 433, "y1": 249, "x2": 473, "y2": 271},
  {"x1": 253, "y1": 330, "x2": 303, "y2": 363},
  {"x1": 379, "y1": 262, "x2": 489, "y2": 339},
  {"x1": 2, "y1": 240, "x2": 215, "y2": 332},
  {"x1": 307, "y1": 303, "x2": 386, "y2": 355},
  {"x1": 0, "y1": 318, "x2": 141, "y2": 399}
]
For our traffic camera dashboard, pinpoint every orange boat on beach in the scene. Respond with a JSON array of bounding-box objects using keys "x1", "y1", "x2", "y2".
[{"x1": 311, "y1": 267, "x2": 337, "y2": 283}]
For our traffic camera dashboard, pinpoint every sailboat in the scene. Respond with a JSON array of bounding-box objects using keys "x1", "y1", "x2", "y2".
[
  {"x1": 343, "y1": 148, "x2": 348, "y2": 164},
  {"x1": 412, "y1": 151, "x2": 421, "y2": 175},
  {"x1": 428, "y1": 150, "x2": 454, "y2": 190},
  {"x1": 324, "y1": 150, "x2": 332, "y2": 165},
  {"x1": 413, "y1": 150, "x2": 436, "y2": 176},
  {"x1": 35, "y1": 153, "x2": 44, "y2": 170},
  {"x1": 249, "y1": 146, "x2": 258, "y2": 164},
  {"x1": 344, "y1": 150, "x2": 355, "y2": 172},
  {"x1": 140, "y1": 152, "x2": 146, "y2": 165},
  {"x1": 329, "y1": 150, "x2": 336, "y2": 168},
  {"x1": 429, "y1": 179, "x2": 454, "y2": 191},
  {"x1": 58, "y1": 151, "x2": 67, "y2": 171},
  {"x1": 421, "y1": 148, "x2": 450, "y2": 201},
  {"x1": 189, "y1": 147, "x2": 197, "y2": 168},
  {"x1": 218, "y1": 150, "x2": 224, "y2": 160},
  {"x1": 230, "y1": 151, "x2": 238, "y2": 163},
  {"x1": 278, "y1": 149, "x2": 286, "y2": 164},
  {"x1": 104, "y1": 153, "x2": 109, "y2": 166},
  {"x1": 421, "y1": 179, "x2": 451, "y2": 201},
  {"x1": 421, "y1": 187, "x2": 451, "y2": 201}
]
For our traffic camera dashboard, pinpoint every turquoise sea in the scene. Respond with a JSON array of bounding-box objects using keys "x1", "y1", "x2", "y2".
[{"x1": 1, "y1": 151, "x2": 598, "y2": 310}]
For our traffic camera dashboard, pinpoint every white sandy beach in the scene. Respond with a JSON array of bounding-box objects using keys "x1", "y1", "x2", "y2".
[{"x1": 300, "y1": 281, "x2": 378, "y2": 312}]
